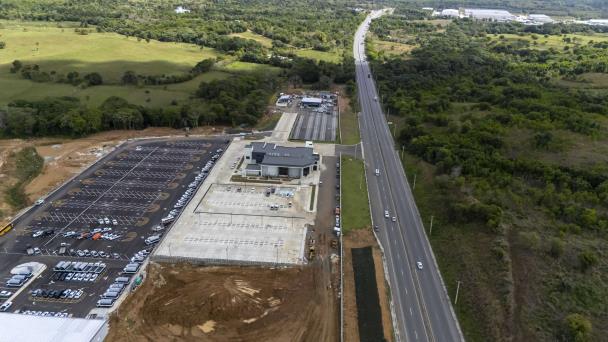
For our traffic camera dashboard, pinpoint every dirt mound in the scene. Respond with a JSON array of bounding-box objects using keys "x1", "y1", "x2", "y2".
[{"x1": 107, "y1": 262, "x2": 338, "y2": 342}]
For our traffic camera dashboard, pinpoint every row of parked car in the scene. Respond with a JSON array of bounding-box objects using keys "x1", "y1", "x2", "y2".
[
  {"x1": 63, "y1": 228, "x2": 121, "y2": 241},
  {"x1": 70, "y1": 249, "x2": 119, "y2": 259},
  {"x1": 53, "y1": 261, "x2": 106, "y2": 274},
  {"x1": 5, "y1": 270, "x2": 33, "y2": 287},
  {"x1": 96, "y1": 276, "x2": 132, "y2": 307},
  {"x1": 52, "y1": 271, "x2": 99, "y2": 282},
  {"x1": 31, "y1": 288, "x2": 83, "y2": 300},
  {"x1": 18, "y1": 310, "x2": 70, "y2": 318}
]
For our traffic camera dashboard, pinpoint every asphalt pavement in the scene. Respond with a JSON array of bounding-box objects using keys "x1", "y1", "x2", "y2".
[{"x1": 353, "y1": 10, "x2": 464, "y2": 342}]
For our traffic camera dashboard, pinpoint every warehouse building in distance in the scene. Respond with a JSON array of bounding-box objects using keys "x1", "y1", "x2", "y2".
[
  {"x1": 243, "y1": 142, "x2": 319, "y2": 178},
  {"x1": 301, "y1": 97, "x2": 323, "y2": 108}
]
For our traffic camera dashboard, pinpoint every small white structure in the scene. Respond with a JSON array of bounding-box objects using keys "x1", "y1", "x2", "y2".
[
  {"x1": 276, "y1": 94, "x2": 291, "y2": 107},
  {"x1": 439, "y1": 9, "x2": 460, "y2": 18},
  {"x1": 174, "y1": 6, "x2": 190, "y2": 14},
  {"x1": 586, "y1": 19, "x2": 608, "y2": 26},
  {"x1": 528, "y1": 14, "x2": 554, "y2": 24}
]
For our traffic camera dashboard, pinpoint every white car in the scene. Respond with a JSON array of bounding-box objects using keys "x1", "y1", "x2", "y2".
[
  {"x1": 0, "y1": 301, "x2": 12, "y2": 312},
  {"x1": 375, "y1": 168, "x2": 380, "y2": 176},
  {"x1": 111, "y1": 219, "x2": 118, "y2": 226},
  {"x1": 384, "y1": 210, "x2": 389, "y2": 218},
  {"x1": 392, "y1": 216, "x2": 397, "y2": 222},
  {"x1": 104, "y1": 217, "x2": 110, "y2": 224},
  {"x1": 34, "y1": 199, "x2": 44, "y2": 206},
  {"x1": 0, "y1": 291, "x2": 12, "y2": 298},
  {"x1": 416, "y1": 261, "x2": 423, "y2": 270},
  {"x1": 98, "y1": 218, "x2": 104, "y2": 224}
]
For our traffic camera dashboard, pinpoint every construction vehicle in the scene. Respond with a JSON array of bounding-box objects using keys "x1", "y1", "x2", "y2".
[{"x1": 308, "y1": 246, "x2": 316, "y2": 260}]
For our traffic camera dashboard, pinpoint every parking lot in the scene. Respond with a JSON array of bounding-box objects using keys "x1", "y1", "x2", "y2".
[
  {"x1": 289, "y1": 95, "x2": 338, "y2": 142},
  {"x1": 0, "y1": 138, "x2": 228, "y2": 317}
]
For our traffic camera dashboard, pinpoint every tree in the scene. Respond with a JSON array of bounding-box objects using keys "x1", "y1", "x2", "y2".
[
  {"x1": 121, "y1": 71, "x2": 138, "y2": 85},
  {"x1": 562, "y1": 313, "x2": 592, "y2": 342},
  {"x1": 10, "y1": 60, "x2": 22, "y2": 73},
  {"x1": 578, "y1": 249, "x2": 598, "y2": 271},
  {"x1": 84, "y1": 72, "x2": 103, "y2": 86},
  {"x1": 191, "y1": 58, "x2": 215, "y2": 74},
  {"x1": 0, "y1": 41, "x2": 5, "y2": 49}
]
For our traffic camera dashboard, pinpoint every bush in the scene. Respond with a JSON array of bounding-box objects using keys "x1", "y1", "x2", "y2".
[
  {"x1": 549, "y1": 238, "x2": 565, "y2": 258},
  {"x1": 562, "y1": 313, "x2": 592, "y2": 342},
  {"x1": 578, "y1": 249, "x2": 598, "y2": 271},
  {"x1": 84, "y1": 72, "x2": 103, "y2": 86}
]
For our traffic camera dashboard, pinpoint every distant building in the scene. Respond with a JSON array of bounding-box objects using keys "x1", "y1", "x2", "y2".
[
  {"x1": 464, "y1": 9, "x2": 516, "y2": 22},
  {"x1": 243, "y1": 142, "x2": 319, "y2": 178},
  {"x1": 0, "y1": 313, "x2": 107, "y2": 342},
  {"x1": 439, "y1": 9, "x2": 460, "y2": 18},
  {"x1": 528, "y1": 14, "x2": 554, "y2": 24},
  {"x1": 586, "y1": 19, "x2": 608, "y2": 26},
  {"x1": 301, "y1": 97, "x2": 323, "y2": 108},
  {"x1": 174, "y1": 6, "x2": 190, "y2": 14}
]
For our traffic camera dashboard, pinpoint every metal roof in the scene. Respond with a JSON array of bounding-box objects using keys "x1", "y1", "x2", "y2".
[
  {"x1": 248, "y1": 142, "x2": 316, "y2": 167},
  {"x1": 301, "y1": 97, "x2": 323, "y2": 104},
  {"x1": 0, "y1": 313, "x2": 106, "y2": 342}
]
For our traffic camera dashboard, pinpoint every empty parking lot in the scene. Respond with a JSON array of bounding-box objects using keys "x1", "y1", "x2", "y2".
[{"x1": 0, "y1": 138, "x2": 228, "y2": 317}]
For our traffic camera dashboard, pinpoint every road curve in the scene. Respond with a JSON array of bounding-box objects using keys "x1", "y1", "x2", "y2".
[{"x1": 353, "y1": 10, "x2": 464, "y2": 342}]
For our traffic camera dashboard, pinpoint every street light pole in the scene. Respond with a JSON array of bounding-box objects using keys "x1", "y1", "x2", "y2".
[
  {"x1": 429, "y1": 215, "x2": 434, "y2": 235},
  {"x1": 455, "y1": 280, "x2": 461, "y2": 305}
]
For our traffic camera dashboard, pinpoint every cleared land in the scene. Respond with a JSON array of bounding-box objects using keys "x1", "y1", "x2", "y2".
[
  {"x1": 107, "y1": 262, "x2": 338, "y2": 342},
  {"x1": 295, "y1": 49, "x2": 343, "y2": 63},
  {"x1": 229, "y1": 30, "x2": 274, "y2": 48},
  {"x1": 489, "y1": 32, "x2": 608, "y2": 49}
]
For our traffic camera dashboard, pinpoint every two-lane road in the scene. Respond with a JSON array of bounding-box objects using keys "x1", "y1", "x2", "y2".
[{"x1": 354, "y1": 10, "x2": 463, "y2": 342}]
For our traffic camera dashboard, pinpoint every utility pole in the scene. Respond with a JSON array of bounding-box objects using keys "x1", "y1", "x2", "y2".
[
  {"x1": 401, "y1": 145, "x2": 405, "y2": 159},
  {"x1": 413, "y1": 173, "x2": 417, "y2": 189},
  {"x1": 455, "y1": 281, "x2": 461, "y2": 305},
  {"x1": 429, "y1": 215, "x2": 434, "y2": 235}
]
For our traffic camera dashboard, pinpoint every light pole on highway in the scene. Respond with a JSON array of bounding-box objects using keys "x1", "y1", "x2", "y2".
[
  {"x1": 429, "y1": 215, "x2": 434, "y2": 235},
  {"x1": 455, "y1": 280, "x2": 462, "y2": 304},
  {"x1": 401, "y1": 145, "x2": 404, "y2": 159},
  {"x1": 413, "y1": 173, "x2": 417, "y2": 189}
]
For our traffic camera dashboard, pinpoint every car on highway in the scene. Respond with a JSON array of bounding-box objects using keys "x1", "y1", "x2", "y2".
[
  {"x1": 416, "y1": 261, "x2": 423, "y2": 270},
  {"x1": 384, "y1": 210, "x2": 389, "y2": 218},
  {"x1": 374, "y1": 225, "x2": 379, "y2": 232},
  {"x1": 392, "y1": 216, "x2": 396, "y2": 222},
  {"x1": 34, "y1": 199, "x2": 44, "y2": 206},
  {"x1": 375, "y1": 168, "x2": 380, "y2": 176}
]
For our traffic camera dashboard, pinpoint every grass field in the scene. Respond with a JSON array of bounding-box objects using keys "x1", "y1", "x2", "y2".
[
  {"x1": 221, "y1": 61, "x2": 281, "y2": 73},
  {"x1": 0, "y1": 20, "x2": 220, "y2": 83},
  {"x1": 295, "y1": 49, "x2": 343, "y2": 63},
  {"x1": 341, "y1": 156, "x2": 371, "y2": 234},
  {"x1": 489, "y1": 32, "x2": 608, "y2": 50},
  {"x1": 229, "y1": 30, "x2": 274, "y2": 48},
  {"x1": 371, "y1": 38, "x2": 415, "y2": 57}
]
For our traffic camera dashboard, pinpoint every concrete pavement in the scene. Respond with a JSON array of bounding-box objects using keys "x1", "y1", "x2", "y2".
[{"x1": 353, "y1": 10, "x2": 464, "y2": 342}]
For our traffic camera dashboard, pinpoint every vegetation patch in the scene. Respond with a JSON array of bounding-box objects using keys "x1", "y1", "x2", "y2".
[
  {"x1": 4, "y1": 147, "x2": 44, "y2": 209},
  {"x1": 340, "y1": 156, "x2": 371, "y2": 234}
]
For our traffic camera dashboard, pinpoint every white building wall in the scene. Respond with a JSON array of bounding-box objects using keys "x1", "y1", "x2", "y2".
[
  {"x1": 288, "y1": 167, "x2": 302, "y2": 178},
  {"x1": 263, "y1": 165, "x2": 279, "y2": 177}
]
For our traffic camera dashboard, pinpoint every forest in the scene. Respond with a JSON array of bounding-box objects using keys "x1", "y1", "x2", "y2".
[{"x1": 369, "y1": 15, "x2": 608, "y2": 342}]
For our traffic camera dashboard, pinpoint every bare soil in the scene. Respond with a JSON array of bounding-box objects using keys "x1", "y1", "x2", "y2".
[
  {"x1": 343, "y1": 228, "x2": 394, "y2": 342},
  {"x1": 107, "y1": 262, "x2": 338, "y2": 342}
]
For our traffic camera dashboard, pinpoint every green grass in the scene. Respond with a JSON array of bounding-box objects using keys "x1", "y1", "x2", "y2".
[
  {"x1": 340, "y1": 156, "x2": 371, "y2": 234},
  {"x1": 254, "y1": 112, "x2": 282, "y2": 131},
  {"x1": 221, "y1": 61, "x2": 281, "y2": 73},
  {"x1": 5, "y1": 147, "x2": 44, "y2": 209},
  {"x1": 371, "y1": 38, "x2": 415, "y2": 57},
  {"x1": 294, "y1": 49, "x2": 343, "y2": 63},
  {"x1": 340, "y1": 106, "x2": 360, "y2": 145},
  {"x1": 489, "y1": 33, "x2": 608, "y2": 50},
  {"x1": 0, "y1": 20, "x2": 221, "y2": 83},
  {"x1": 229, "y1": 30, "x2": 273, "y2": 48}
]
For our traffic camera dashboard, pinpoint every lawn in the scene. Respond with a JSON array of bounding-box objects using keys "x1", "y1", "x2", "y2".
[
  {"x1": 229, "y1": 30, "x2": 274, "y2": 48},
  {"x1": 221, "y1": 61, "x2": 281, "y2": 73},
  {"x1": 0, "y1": 20, "x2": 220, "y2": 83},
  {"x1": 489, "y1": 32, "x2": 608, "y2": 50},
  {"x1": 340, "y1": 103, "x2": 360, "y2": 145},
  {"x1": 295, "y1": 49, "x2": 343, "y2": 63},
  {"x1": 340, "y1": 156, "x2": 371, "y2": 234}
]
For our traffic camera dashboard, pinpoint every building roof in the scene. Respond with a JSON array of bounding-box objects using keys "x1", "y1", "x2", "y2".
[
  {"x1": 0, "y1": 314, "x2": 106, "y2": 342},
  {"x1": 301, "y1": 97, "x2": 323, "y2": 104},
  {"x1": 248, "y1": 142, "x2": 316, "y2": 167}
]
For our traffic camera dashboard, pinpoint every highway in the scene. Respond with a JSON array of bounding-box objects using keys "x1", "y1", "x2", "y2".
[{"x1": 353, "y1": 10, "x2": 464, "y2": 342}]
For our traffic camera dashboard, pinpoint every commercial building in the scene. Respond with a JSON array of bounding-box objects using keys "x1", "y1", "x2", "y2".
[
  {"x1": 528, "y1": 14, "x2": 554, "y2": 24},
  {"x1": 464, "y1": 9, "x2": 516, "y2": 22},
  {"x1": 243, "y1": 142, "x2": 319, "y2": 178},
  {"x1": 0, "y1": 314, "x2": 107, "y2": 342}
]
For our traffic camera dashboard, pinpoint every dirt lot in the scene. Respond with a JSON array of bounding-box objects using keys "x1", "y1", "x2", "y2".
[
  {"x1": 0, "y1": 126, "x2": 221, "y2": 225},
  {"x1": 107, "y1": 262, "x2": 338, "y2": 342},
  {"x1": 343, "y1": 228, "x2": 394, "y2": 342}
]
